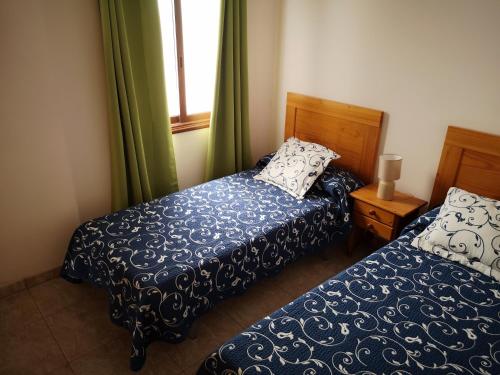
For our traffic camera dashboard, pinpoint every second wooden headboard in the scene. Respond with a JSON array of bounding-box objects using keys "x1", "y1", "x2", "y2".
[
  {"x1": 284, "y1": 92, "x2": 384, "y2": 184},
  {"x1": 429, "y1": 126, "x2": 500, "y2": 207}
]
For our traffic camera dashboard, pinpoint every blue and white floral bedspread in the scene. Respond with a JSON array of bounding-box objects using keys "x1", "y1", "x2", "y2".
[
  {"x1": 60, "y1": 161, "x2": 362, "y2": 370},
  {"x1": 199, "y1": 208, "x2": 500, "y2": 375}
]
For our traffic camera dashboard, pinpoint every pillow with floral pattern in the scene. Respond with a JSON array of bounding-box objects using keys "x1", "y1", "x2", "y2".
[
  {"x1": 254, "y1": 137, "x2": 340, "y2": 199},
  {"x1": 412, "y1": 187, "x2": 500, "y2": 281}
]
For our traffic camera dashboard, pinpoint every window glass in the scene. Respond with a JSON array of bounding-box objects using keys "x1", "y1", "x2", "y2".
[
  {"x1": 158, "y1": 0, "x2": 180, "y2": 117},
  {"x1": 181, "y1": 0, "x2": 220, "y2": 115}
]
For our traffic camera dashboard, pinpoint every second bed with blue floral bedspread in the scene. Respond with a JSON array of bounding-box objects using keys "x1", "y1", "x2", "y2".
[
  {"x1": 199, "y1": 208, "x2": 500, "y2": 375},
  {"x1": 60, "y1": 159, "x2": 362, "y2": 370}
]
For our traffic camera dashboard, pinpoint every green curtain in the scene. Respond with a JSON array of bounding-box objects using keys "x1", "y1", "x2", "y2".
[
  {"x1": 100, "y1": 0, "x2": 178, "y2": 211},
  {"x1": 205, "y1": 0, "x2": 252, "y2": 181}
]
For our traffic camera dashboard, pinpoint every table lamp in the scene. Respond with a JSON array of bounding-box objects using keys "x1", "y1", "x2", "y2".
[{"x1": 377, "y1": 154, "x2": 402, "y2": 200}]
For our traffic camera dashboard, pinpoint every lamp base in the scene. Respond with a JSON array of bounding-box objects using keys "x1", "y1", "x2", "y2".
[{"x1": 377, "y1": 180, "x2": 395, "y2": 200}]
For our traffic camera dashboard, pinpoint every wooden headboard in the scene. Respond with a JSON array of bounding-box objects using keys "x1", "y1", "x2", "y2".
[
  {"x1": 429, "y1": 126, "x2": 500, "y2": 207},
  {"x1": 284, "y1": 92, "x2": 384, "y2": 184}
]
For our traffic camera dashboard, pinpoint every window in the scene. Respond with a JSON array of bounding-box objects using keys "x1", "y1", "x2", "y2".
[{"x1": 158, "y1": 0, "x2": 220, "y2": 133}]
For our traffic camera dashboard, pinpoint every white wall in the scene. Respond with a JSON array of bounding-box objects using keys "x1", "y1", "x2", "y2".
[
  {"x1": 276, "y1": 0, "x2": 500, "y2": 200},
  {"x1": 173, "y1": 128, "x2": 209, "y2": 190},
  {"x1": 247, "y1": 0, "x2": 283, "y2": 162},
  {"x1": 0, "y1": 0, "x2": 111, "y2": 286}
]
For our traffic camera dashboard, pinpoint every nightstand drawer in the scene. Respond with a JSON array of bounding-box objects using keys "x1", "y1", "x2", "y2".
[
  {"x1": 354, "y1": 214, "x2": 393, "y2": 241},
  {"x1": 354, "y1": 201, "x2": 396, "y2": 226}
]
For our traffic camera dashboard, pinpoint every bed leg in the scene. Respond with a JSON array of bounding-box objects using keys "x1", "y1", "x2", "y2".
[{"x1": 188, "y1": 321, "x2": 200, "y2": 340}]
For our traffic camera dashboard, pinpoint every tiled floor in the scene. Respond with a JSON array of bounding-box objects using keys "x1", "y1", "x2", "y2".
[{"x1": 0, "y1": 244, "x2": 371, "y2": 375}]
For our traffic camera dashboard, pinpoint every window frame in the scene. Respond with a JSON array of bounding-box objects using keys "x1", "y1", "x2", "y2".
[{"x1": 169, "y1": 0, "x2": 211, "y2": 134}]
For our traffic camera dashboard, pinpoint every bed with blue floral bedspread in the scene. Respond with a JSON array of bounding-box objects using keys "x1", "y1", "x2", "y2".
[
  {"x1": 198, "y1": 207, "x2": 500, "y2": 375},
  {"x1": 60, "y1": 156, "x2": 363, "y2": 370}
]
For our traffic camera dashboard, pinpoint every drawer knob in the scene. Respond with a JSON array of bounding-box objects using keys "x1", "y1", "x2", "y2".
[
  {"x1": 367, "y1": 223, "x2": 375, "y2": 231},
  {"x1": 368, "y1": 209, "x2": 377, "y2": 216}
]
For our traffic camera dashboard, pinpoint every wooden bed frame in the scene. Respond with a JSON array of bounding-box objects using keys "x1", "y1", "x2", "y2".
[
  {"x1": 429, "y1": 126, "x2": 500, "y2": 207},
  {"x1": 284, "y1": 92, "x2": 384, "y2": 184}
]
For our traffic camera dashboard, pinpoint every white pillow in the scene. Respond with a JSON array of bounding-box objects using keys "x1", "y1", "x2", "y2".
[
  {"x1": 254, "y1": 137, "x2": 340, "y2": 199},
  {"x1": 412, "y1": 187, "x2": 500, "y2": 281}
]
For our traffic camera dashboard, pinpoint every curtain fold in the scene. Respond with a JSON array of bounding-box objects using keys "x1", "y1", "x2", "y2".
[
  {"x1": 100, "y1": 0, "x2": 178, "y2": 211},
  {"x1": 205, "y1": 0, "x2": 252, "y2": 181}
]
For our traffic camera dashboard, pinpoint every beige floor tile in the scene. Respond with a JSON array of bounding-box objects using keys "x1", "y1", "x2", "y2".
[
  {"x1": 272, "y1": 258, "x2": 333, "y2": 299},
  {"x1": 171, "y1": 308, "x2": 242, "y2": 369},
  {"x1": 274, "y1": 246, "x2": 372, "y2": 299},
  {"x1": 221, "y1": 281, "x2": 294, "y2": 328},
  {"x1": 1, "y1": 247, "x2": 365, "y2": 374},
  {"x1": 70, "y1": 337, "x2": 182, "y2": 375},
  {"x1": 196, "y1": 306, "x2": 246, "y2": 344},
  {"x1": 30, "y1": 278, "x2": 105, "y2": 318},
  {"x1": 48, "y1": 365, "x2": 74, "y2": 375},
  {"x1": 0, "y1": 318, "x2": 68, "y2": 375},
  {"x1": 0, "y1": 291, "x2": 42, "y2": 334},
  {"x1": 183, "y1": 362, "x2": 202, "y2": 375},
  {"x1": 45, "y1": 293, "x2": 123, "y2": 361}
]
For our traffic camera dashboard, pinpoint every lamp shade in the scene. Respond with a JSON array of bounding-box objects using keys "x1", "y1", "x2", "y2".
[{"x1": 378, "y1": 154, "x2": 402, "y2": 181}]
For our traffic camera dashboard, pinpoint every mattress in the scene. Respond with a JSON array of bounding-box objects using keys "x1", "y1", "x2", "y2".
[
  {"x1": 199, "y1": 207, "x2": 500, "y2": 375},
  {"x1": 60, "y1": 161, "x2": 362, "y2": 370}
]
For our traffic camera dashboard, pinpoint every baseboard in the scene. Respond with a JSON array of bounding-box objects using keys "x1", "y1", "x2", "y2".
[
  {"x1": 0, "y1": 266, "x2": 61, "y2": 299},
  {"x1": 0, "y1": 280, "x2": 26, "y2": 299}
]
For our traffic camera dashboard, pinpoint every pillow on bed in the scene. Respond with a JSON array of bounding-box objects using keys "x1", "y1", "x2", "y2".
[
  {"x1": 411, "y1": 187, "x2": 500, "y2": 281},
  {"x1": 315, "y1": 165, "x2": 364, "y2": 201},
  {"x1": 254, "y1": 137, "x2": 340, "y2": 199}
]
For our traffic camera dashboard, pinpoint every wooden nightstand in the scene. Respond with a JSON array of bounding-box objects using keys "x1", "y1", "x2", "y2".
[{"x1": 348, "y1": 184, "x2": 427, "y2": 252}]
